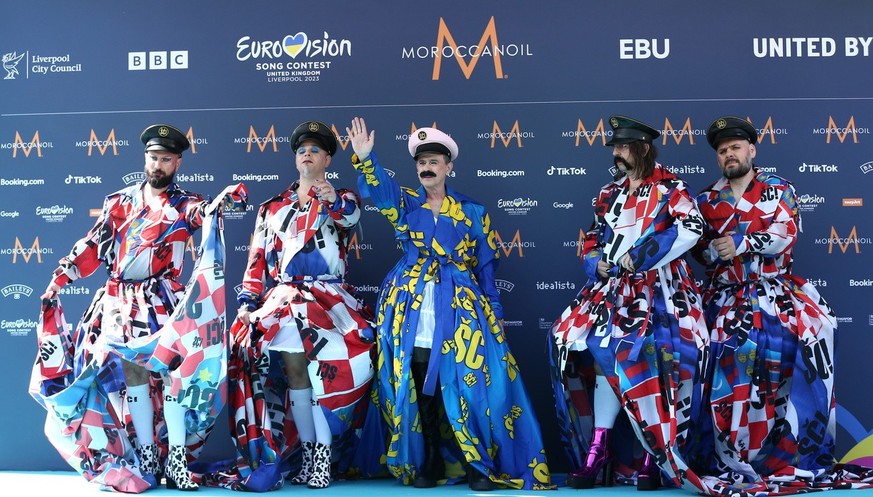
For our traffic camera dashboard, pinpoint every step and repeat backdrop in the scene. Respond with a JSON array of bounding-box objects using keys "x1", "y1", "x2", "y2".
[{"x1": 2, "y1": 0, "x2": 872, "y2": 471}]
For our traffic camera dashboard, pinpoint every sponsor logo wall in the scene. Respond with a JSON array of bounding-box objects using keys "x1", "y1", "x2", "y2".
[{"x1": 2, "y1": 0, "x2": 872, "y2": 473}]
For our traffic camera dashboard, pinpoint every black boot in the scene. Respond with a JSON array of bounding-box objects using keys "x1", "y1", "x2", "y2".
[
  {"x1": 411, "y1": 358, "x2": 444, "y2": 488},
  {"x1": 468, "y1": 467, "x2": 497, "y2": 491}
]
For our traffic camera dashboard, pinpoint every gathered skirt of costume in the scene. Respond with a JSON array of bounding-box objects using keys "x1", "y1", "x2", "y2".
[
  {"x1": 698, "y1": 274, "x2": 873, "y2": 495},
  {"x1": 550, "y1": 262, "x2": 712, "y2": 493},
  {"x1": 29, "y1": 210, "x2": 230, "y2": 493},
  {"x1": 216, "y1": 280, "x2": 375, "y2": 491},
  {"x1": 361, "y1": 261, "x2": 553, "y2": 490}
]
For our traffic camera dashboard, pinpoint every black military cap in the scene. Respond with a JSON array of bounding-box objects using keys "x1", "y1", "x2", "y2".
[
  {"x1": 706, "y1": 116, "x2": 758, "y2": 149},
  {"x1": 605, "y1": 115, "x2": 661, "y2": 146},
  {"x1": 140, "y1": 124, "x2": 190, "y2": 154},
  {"x1": 290, "y1": 121, "x2": 338, "y2": 156}
]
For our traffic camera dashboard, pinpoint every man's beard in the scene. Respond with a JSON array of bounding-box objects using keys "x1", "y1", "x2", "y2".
[
  {"x1": 722, "y1": 159, "x2": 752, "y2": 180},
  {"x1": 146, "y1": 169, "x2": 174, "y2": 189}
]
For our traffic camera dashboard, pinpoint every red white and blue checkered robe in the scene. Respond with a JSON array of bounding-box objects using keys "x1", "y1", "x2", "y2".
[
  {"x1": 549, "y1": 164, "x2": 712, "y2": 492},
  {"x1": 692, "y1": 169, "x2": 873, "y2": 495},
  {"x1": 29, "y1": 182, "x2": 246, "y2": 493},
  {"x1": 215, "y1": 183, "x2": 375, "y2": 491}
]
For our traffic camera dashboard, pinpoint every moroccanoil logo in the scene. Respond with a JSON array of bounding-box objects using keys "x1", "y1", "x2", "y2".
[
  {"x1": 813, "y1": 116, "x2": 869, "y2": 144},
  {"x1": 479, "y1": 120, "x2": 531, "y2": 148},
  {"x1": 559, "y1": 228, "x2": 587, "y2": 258},
  {"x1": 493, "y1": 229, "x2": 535, "y2": 257},
  {"x1": 815, "y1": 226, "x2": 871, "y2": 253},
  {"x1": 75, "y1": 129, "x2": 130, "y2": 156},
  {"x1": 661, "y1": 118, "x2": 706, "y2": 146},
  {"x1": 328, "y1": 124, "x2": 350, "y2": 152},
  {"x1": 749, "y1": 116, "x2": 787, "y2": 144},
  {"x1": 2, "y1": 237, "x2": 53, "y2": 263},
  {"x1": 347, "y1": 231, "x2": 373, "y2": 260},
  {"x1": 234, "y1": 125, "x2": 288, "y2": 152},
  {"x1": 394, "y1": 123, "x2": 440, "y2": 142},
  {"x1": 563, "y1": 118, "x2": 611, "y2": 147},
  {"x1": 185, "y1": 127, "x2": 207, "y2": 154},
  {"x1": 402, "y1": 17, "x2": 533, "y2": 80},
  {"x1": 2, "y1": 130, "x2": 54, "y2": 158}
]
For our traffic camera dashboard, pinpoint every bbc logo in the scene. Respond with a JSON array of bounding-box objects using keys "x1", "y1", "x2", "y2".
[{"x1": 128, "y1": 51, "x2": 189, "y2": 70}]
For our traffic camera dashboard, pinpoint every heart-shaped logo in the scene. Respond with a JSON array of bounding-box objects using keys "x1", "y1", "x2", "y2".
[{"x1": 283, "y1": 32, "x2": 308, "y2": 59}]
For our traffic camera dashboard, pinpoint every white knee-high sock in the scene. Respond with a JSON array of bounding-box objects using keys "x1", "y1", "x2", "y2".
[
  {"x1": 163, "y1": 384, "x2": 187, "y2": 446},
  {"x1": 594, "y1": 374, "x2": 621, "y2": 429},
  {"x1": 127, "y1": 384, "x2": 155, "y2": 445},
  {"x1": 311, "y1": 392, "x2": 332, "y2": 446},
  {"x1": 290, "y1": 388, "x2": 316, "y2": 443}
]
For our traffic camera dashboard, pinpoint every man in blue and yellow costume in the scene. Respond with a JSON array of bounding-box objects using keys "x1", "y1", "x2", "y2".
[{"x1": 346, "y1": 117, "x2": 552, "y2": 491}]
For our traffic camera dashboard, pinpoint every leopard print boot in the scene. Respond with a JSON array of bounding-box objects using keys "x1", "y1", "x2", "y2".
[
  {"x1": 290, "y1": 441, "x2": 315, "y2": 485},
  {"x1": 136, "y1": 443, "x2": 163, "y2": 484},
  {"x1": 165, "y1": 444, "x2": 198, "y2": 491},
  {"x1": 307, "y1": 442, "x2": 331, "y2": 489}
]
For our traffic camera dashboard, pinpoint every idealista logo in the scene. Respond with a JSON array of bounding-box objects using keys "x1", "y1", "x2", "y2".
[
  {"x1": 564, "y1": 118, "x2": 612, "y2": 147},
  {"x1": 75, "y1": 129, "x2": 130, "y2": 156},
  {"x1": 661, "y1": 117, "x2": 706, "y2": 145},
  {"x1": 814, "y1": 116, "x2": 868, "y2": 143},
  {"x1": 402, "y1": 16, "x2": 533, "y2": 80},
  {"x1": 236, "y1": 30, "x2": 351, "y2": 84},
  {"x1": 815, "y1": 226, "x2": 871, "y2": 254},
  {"x1": 536, "y1": 280, "x2": 577, "y2": 290},
  {"x1": 3, "y1": 236, "x2": 53, "y2": 263},
  {"x1": 175, "y1": 172, "x2": 215, "y2": 183},
  {"x1": 493, "y1": 229, "x2": 535, "y2": 257},
  {"x1": 2, "y1": 130, "x2": 53, "y2": 158},
  {"x1": 235, "y1": 125, "x2": 288, "y2": 153},
  {"x1": 3, "y1": 51, "x2": 82, "y2": 79},
  {"x1": 1, "y1": 284, "x2": 33, "y2": 299},
  {"x1": 479, "y1": 120, "x2": 532, "y2": 148},
  {"x1": 58, "y1": 285, "x2": 90, "y2": 296},
  {"x1": 497, "y1": 197, "x2": 537, "y2": 216},
  {"x1": 666, "y1": 165, "x2": 706, "y2": 175},
  {"x1": 36, "y1": 204, "x2": 74, "y2": 223}
]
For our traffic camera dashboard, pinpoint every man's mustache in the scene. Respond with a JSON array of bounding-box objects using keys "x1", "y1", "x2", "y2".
[
  {"x1": 614, "y1": 156, "x2": 632, "y2": 169},
  {"x1": 419, "y1": 171, "x2": 437, "y2": 178}
]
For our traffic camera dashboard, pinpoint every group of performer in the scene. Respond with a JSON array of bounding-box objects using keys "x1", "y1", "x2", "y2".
[{"x1": 27, "y1": 115, "x2": 867, "y2": 495}]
